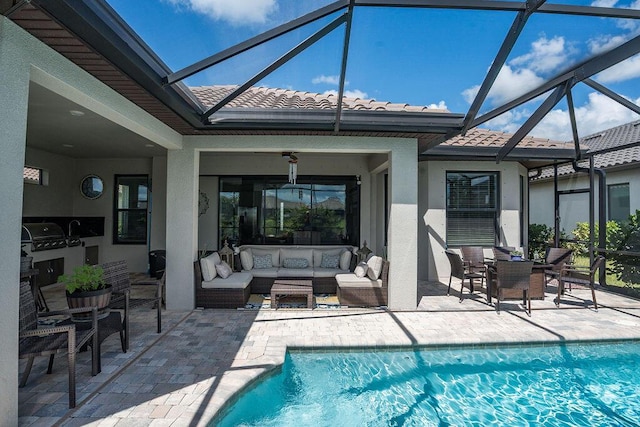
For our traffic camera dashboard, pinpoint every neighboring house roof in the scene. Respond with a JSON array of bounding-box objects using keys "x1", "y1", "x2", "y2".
[
  {"x1": 190, "y1": 86, "x2": 448, "y2": 113},
  {"x1": 532, "y1": 120, "x2": 640, "y2": 180}
]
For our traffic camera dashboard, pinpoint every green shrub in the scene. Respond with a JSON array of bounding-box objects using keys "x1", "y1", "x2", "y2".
[
  {"x1": 567, "y1": 220, "x2": 623, "y2": 256},
  {"x1": 608, "y1": 210, "x2": 640, "y2": 284},
  {"x1": 528, "y1": 223, "x2": 553, "y2": 259}
]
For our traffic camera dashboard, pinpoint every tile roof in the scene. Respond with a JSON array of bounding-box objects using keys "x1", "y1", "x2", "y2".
[
  {"x1": 441, "y1": 127, "x2": 569, "y2": 150},
  {"x1": 189, "y1": 86, "x2": 449, "y2": 113},
  {"x1": 532, "y1": 120, "x2": 640, "y2": 180}
]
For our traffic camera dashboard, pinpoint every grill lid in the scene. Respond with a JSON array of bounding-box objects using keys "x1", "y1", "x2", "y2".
[{"x1": 21, "y1": 223, "x2": 68, "y2": 251}]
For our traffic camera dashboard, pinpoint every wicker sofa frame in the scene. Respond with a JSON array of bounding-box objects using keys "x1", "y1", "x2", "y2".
[
  {"x1": 249, "y1": 276, "x2": 338, "y2": 294},
  {"x1": 337, "y1": 260, "x2": 389, "y2": 307},
  {"x1": 194, "y1": 261, "x2": 251, "y2": 308}
]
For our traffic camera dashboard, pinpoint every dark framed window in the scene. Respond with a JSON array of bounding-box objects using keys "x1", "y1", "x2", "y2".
[
  {"x1": 446, "y1": 171, "x2": 499, "y2": 246},
  {"x1": 113, "y1": 175, "x2": 148, "y2": 244},
  {"x1": 23, "y1": 166, "x2": 44, "y2": 185},
  {"x1": 218, "y1": 176, "x2": 359, "y2": 246},
  {"x1": 608, "y1": 183, "x2": 630, "y2": 221}
]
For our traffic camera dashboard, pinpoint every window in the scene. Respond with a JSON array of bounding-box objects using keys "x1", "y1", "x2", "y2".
[
  {"x1": 608, "y1": 183, "x2": 630, "y2": 222},
  {"x1": 113, "y1": 175, "x2": 148, "y2": 244},
  {"x1": 446, "y1": 171, "x2": 499, "y2": 246},
  {"x1": 23, "y1": 166, "x2": 45, "y2": 185},
  {"x1": 218, "y1": 176, "x2": 359, "y2": 246}
]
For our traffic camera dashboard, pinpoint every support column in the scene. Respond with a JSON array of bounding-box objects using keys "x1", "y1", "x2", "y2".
[
  {"x1": 166, "y1": 147, "x2": 198, "y2": 310},
  {"x1": 387, "y1": 143, "x2": 418, "y2": 310},
  {"x1": 0, "y1": 17, "x2": 29, "y2": 423}
]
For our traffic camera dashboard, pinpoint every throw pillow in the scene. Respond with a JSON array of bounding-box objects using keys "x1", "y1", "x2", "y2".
[
  {"x1": 283, "y1": 257, "x2": 309, "y2": 269},
  {"x1": 240, "y1": 249, "x2": 253, "y2": 270},
  {"x1": 320, "y1": 252, "x2": 340, "y2": 268},
  {"x1": 366, "y1": 255, "x2": 384, "y2": 280},
  {"x1": 200, "y1": 252, "x2": 220, "y2": 282},
  {"x1": 215, "y1": 261, "x2": 233, "y2": 279},
  {"x1": 253, "y1": 254, "x2": 273, "y2": 269},
  {"x1": 339, "y1": 249, "x2": 352, "y2": 270},
  {"x1": 354, "y1": 262, "x2": 369, "y2": 278}
]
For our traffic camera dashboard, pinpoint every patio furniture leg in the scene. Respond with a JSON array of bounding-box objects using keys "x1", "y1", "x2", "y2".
[
  {"x1": 47, "y1": 354, "x2": 55, "y2": 374},
  {"x1": 591, "y1": 286, "x2": 598, "y2": 311},
  {"x1": 447, "y1": 275, "x2": 452, "y2": 296},
  {"x1": 20, "y1": 357, "x2": 35, "y2": 387}
]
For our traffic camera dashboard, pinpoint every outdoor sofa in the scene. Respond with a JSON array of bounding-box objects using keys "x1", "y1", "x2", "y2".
[{"x1": 336, "y1": 257, "x2": 389, "y2": 307}]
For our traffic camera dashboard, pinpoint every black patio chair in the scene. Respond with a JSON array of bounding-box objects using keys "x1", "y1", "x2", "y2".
[
  {"x1": 543, "y1": 247, "x2": 573, "y2": 286},
  {"x1": 557, "y1": 256, "x2": 605, "y2": 311},
  {"x1": 445, "y1": 250, "x2": 485, "y2": 302},
  {"x1": 461, "y1": 246, "x2": 486, "y2": 288},
  {"x1": 19, "y1": 281, "x2": 99, "y2": 408},
  {"x1": 494, "y1": 260, "x2": 534, "y2": 316},
  {"x1": 101, "y1": 260, "x2": 163, "y2": 351},
  {"x1": 493, "y1": 246, "x2": 515, "y2": 261}
]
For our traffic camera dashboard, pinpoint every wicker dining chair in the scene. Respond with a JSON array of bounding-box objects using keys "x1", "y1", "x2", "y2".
[
  {"x1": 543, "y1": 247, "x2": 573, "y2": 286},
  {"x1": 494, "y1": 260, "x2": 534, "y2": 316},
  {"x1": 101, "y1": 260, "x2": 163, "y2": 351},
  {"x1": 461, "y1": 246, "x2": 486, "y2": 288},
  {"x1": 19, "y1": 281, "x2": 99, "y2": 408},
  {"x1": 445, "y1": 250, "x2": 485, "y2": 302},
  {"x1": 557, "y1": 256, "x2": 605, "y2": 310},
  {"x1": 493, "y1": 246, "x2": 516, "y2": 261}
]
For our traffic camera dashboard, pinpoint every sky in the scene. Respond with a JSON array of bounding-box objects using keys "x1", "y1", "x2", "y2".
[{"x1": 106, "y1": 0, "x2": 640, "y2": 142}]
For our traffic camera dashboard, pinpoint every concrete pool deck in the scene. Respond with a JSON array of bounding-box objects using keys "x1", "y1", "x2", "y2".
[{"x1": 19, "y1": 280, "x2": 640, "y2": 426}]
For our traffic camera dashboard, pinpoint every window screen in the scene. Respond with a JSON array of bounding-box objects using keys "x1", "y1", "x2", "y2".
[
  {"x1": 608, "y1": 183, "x2": 630, "y2": 222},
  {"x1": 446, "y1": 171, "x2": 499, "y2": 246}
]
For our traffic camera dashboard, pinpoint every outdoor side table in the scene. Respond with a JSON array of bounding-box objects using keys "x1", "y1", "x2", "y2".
[{"x1": 271, "y1": 279, "x2": 314, "y2": 309}]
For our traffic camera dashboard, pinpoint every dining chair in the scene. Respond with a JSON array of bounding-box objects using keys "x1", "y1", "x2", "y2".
[
  {"x1": 494, "y1": 260, "x2": 534, "y2": 315},
  {"x1": 543, "y1": 247, "x2": 573, "y2": 286},
  {"x1": 445, "y1": 250, "x2": 485, "y2": 302},
  {"x1": 461, "y1": 246, "x2": 486, "y2": 288},
  {"x1": 493, "y1": 246, "x2": 515, "y2": 261},
  {"x1": 19, "y1": 281, "x2": 99, "y2": 408},
  {"x1": 557, "y1": 256, "x2": 605, "y2": 310}
]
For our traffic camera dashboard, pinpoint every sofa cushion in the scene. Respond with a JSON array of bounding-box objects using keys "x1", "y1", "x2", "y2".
[
  {"x1": 202, "y1": 272, "x2": 252, "y2": 289},
  {"x1": 340, "y1": 250, "x2": 352, "y2": 271},
  {"x1": 253, "y1": 254, "x2": 273, "y2": 269},
  {"x1": 354, "y1": 262, "x2": 368, "y2": 278},
  {"x1": 282, "y1": 257, "x2": 309, "y2": 269},
  {"x1": 215, "y1": 261, "x2": 233, "y2": 279},
  {"x1": 249, "y1": 267, "x2": 279, "y2": 278},
  {"x1": 313, "y1": 267, "x2": 344, "y2": 278},
  {"x1": 335, "y1": 273, "x2": 382, "y2": 288},
  {"x1": 320, "y1": 252, "x2": 341, "y2": 268},
  {"x1": 281, "y1": 248, "x2": 313, "y2": 267},
  {"x1": 277, "y1": 268, "x2": 314, "y2": 278},
  {"x1": 366, "y1": 255, "x2": 384, "y2": 280},
  {"x1": 200, "y1": 252, "x2": 221, "y2": 282},
  {"x1": 240, "y1": 248, "x2": 253, "y2": 270},
  {"x1": 252, "y1": 248, "x2": 280, "y2": 267},
  {"x1": 313, "y1": 248, "x2": 342, "y2": 267}
]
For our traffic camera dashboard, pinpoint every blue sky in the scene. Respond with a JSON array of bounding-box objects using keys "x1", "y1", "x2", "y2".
[{"x1": 107, "y1": 0, "x2": 640, "y2": 141}]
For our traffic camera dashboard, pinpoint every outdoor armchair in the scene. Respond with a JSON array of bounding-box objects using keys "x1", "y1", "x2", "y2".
[
  {"x1": 19, "y1": 281, "x2": 99, "y2": 408},
  {"x1": 445, "y1": 250, "x2": 485, "y2": 302},
  {"x1": 101, "y1": 260, "x2": 163, "y2": 351},
  {"x1": 557, "y1": 256, "x2": 605, "y2": 310},
  {"x1": 461, "y1": 246, "x2": 486, "y2": 288},
  {"x1": 492, "y1": 246, "x2": 516, "y2": 261},
  {"x1": 543, "y1": 247, "x2": 573, "y2": 286},
  {"x1": 494, "y1": 260, "x2": 534, "y2": 316}
]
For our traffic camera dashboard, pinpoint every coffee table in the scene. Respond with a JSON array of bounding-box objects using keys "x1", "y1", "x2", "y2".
[{"x1": 271, "y1": 279, "x2": 313, "y2": 309}]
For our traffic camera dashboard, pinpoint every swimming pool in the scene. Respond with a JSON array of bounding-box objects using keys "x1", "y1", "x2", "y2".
[{"x1": 214, "y1": 341, "x2": 640, "y2": 426}]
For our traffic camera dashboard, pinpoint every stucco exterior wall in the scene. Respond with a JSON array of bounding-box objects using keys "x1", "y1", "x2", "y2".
[
  {"x1": 420, "y1": 160, "x2": 528, "y2": 282},
  {"x1": 529, "y1": 167, "x2": 639, "y2": 236}
]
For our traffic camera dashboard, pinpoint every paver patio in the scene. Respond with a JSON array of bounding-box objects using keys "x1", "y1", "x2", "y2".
[{"x1": 18, "y1": 280, "x2": 640, "y2": 426}]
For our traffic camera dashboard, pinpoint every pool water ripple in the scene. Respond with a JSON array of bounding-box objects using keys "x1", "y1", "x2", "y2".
[{"x1": 215, "y1": 342, "x2": 640, "y2": 426}]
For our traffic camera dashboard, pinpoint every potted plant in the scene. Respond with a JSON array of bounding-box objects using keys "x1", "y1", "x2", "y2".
[
  {"x1": 510, "y1": 250, "x2": 524, "y2": 261},
  {"x1": 60, "y1": 264, "x2": 111, "y2": 319}
]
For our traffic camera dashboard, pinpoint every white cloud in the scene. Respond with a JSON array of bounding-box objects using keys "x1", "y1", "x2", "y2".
[
  {"x1": 597, "y1": 53, "x2": 640, "y2": 83},
  {"x1": 427, "y1": 101, "x2": 448, "y2": 110},
  {"x1": 591, "y1": 0, "x2": 618, "y2": 6},
  {"x1": 485, "y1": 65, "x2": 545, "y2": 106},
  {"x1": 487, "y1": 92, "x2": 640, "y2": 141},
  {"x1": 165, "y1": 0, "x2": 277, "y2": 26},
  {"x1": 312, "y1": 75, "x2": 341, "y2": 85},
  {"x1": 324, "y1": 89, "x2": 369, "y2": 99},
  {"x1": 510, "y1": 36, "x2": 572, "y2": 75},
  {"x1": 589, "y1": 33, "x2": 632, "y2": 55}
]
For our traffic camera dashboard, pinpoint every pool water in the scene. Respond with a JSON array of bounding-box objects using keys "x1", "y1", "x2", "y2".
[{"x1": 215, "y1": 342, "x2": 640, "y2": 426}]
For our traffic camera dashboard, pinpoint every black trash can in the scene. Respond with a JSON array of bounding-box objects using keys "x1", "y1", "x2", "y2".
[{"x1": 149, "y1": 250, "x2": 166, "y2": 279}]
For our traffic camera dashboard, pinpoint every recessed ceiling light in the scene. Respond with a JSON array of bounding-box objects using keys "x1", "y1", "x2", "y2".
[
  {"x1": 62, "y1": 144, "x2": 74, "y2": 148},
  {"x1": 145, "y1": 144, "x2": 155, "y2": 148},
  {"x1": 69, "y1": 110, "x2": 85, "y2": 117}
]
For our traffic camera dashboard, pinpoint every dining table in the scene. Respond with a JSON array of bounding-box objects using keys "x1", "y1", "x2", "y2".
[{"x1": 484, "y1": 260, "x2": 553, "y2": 304}]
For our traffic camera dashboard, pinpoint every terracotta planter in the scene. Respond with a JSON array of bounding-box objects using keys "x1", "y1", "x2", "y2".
[{"x1": 66, "y1": 285, "x2": 112, "y2": 320}]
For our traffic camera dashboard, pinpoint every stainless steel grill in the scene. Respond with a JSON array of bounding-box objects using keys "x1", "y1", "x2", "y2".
[{"x1": 21, "y1": 223, "x2": 68, "y2": 251}]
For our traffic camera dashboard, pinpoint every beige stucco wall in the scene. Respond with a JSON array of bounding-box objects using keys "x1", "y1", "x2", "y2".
[{"x1": 420, "y1": 160, "x2": 529, "y2": 282}]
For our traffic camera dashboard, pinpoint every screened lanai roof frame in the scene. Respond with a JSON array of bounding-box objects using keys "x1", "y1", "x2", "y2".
[{"x1": 6, "y1": 0, "x2": 640, "y2": 162}]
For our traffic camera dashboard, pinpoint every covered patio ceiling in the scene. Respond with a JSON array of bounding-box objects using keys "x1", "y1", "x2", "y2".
[{"x1": 4, "y1": 0, "x2": 640, "y2": 163}]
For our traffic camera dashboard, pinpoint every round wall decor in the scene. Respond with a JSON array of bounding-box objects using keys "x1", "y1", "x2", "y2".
[{"x1": 80, "y1": 175, "x2": 104, "y2": 199}]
